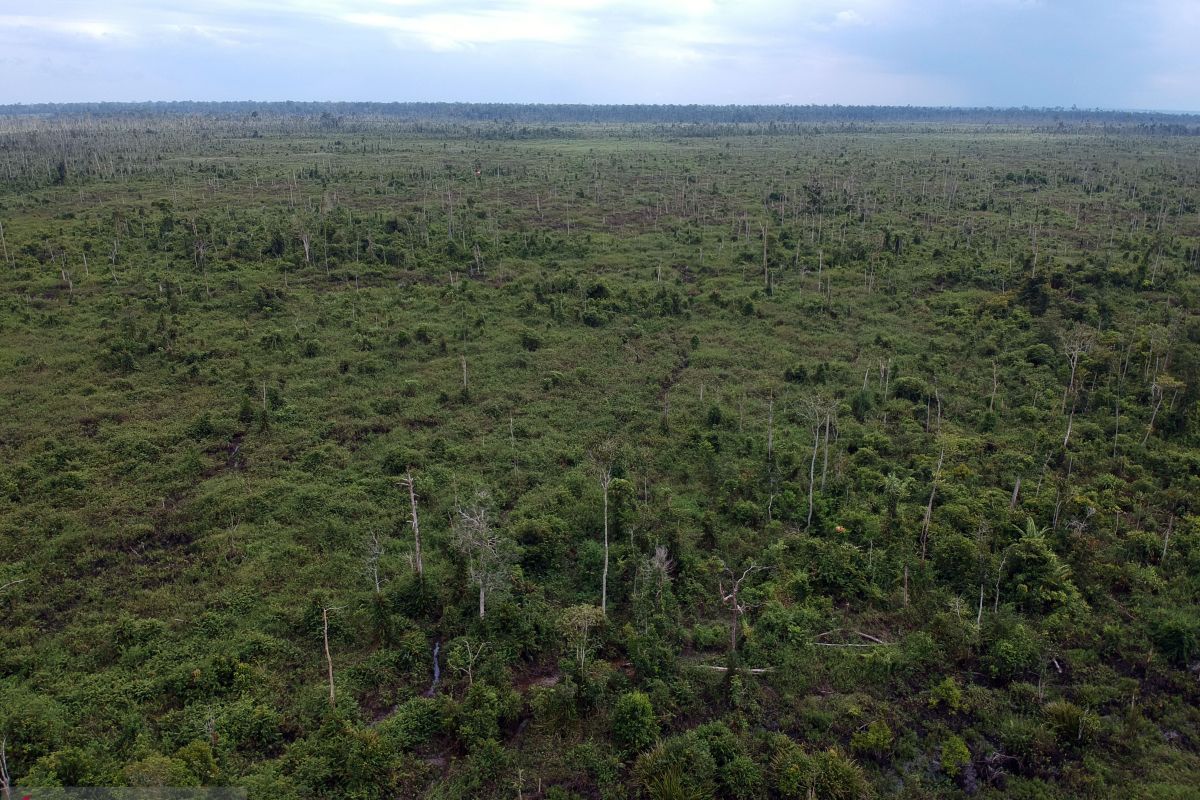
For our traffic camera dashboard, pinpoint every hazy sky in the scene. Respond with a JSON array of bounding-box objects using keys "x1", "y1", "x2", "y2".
[{"x1": 1, "y1": 1, "x2": 1197, "y2": 109}]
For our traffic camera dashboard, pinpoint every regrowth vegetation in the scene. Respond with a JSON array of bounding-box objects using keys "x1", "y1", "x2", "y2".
[{"x1": 0, "y1": 106, "x2": 1199, "y2": 799}]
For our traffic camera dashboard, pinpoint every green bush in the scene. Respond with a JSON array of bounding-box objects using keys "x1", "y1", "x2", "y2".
[
  {"x1": 1148, "y1": 607, "x2": 1200, "y2": 666},
  {"x1": 928, "y1": 676, "x2": 967, "y2": 713},
  {"x1": 891, "y1": 375, "x2": 928, "y2": 402},
  {"x1": 612, "y1": 690, "x2": 657, "y2": 756},
  {"x1": 1043, "y1": 700, "x2": 1099, "y2": 749},
  {"x1": 1006, "y1": 526, "x2": 1084, "y2": 614},
  {"x1": 997, "y1": 715, "x2": 1057, "y2": 774},
  {"x1": 940, "y1": 734, "x2": 971, "y2": 778},
  {"x1": 983, "y1": 621, "x2": 1040, "y2": 681},
  {"x1": 18, "y1": 747, "x2": 106, "y2": 787},
  {"x1": 692, "y1": 623, "x2": 728, "y2": 651},
  {"x1": 529, "y1": 680, "x2": 578, "y2": 730},
  {"x1": 771, "y1": 739, "x2": 870, "y2": 800},
  {"x1": 850, "y1": 720, "x2": 893, "y2": 759},
  {"x1": 636, "y1": 735, "x2": 717, "y2": 800},
  {"x1": 377, "y1": 697, "x2": 445, "y2": 751},
  {"x1": 720, "y1": 754, "x2": 763, "y2": 800},
  {"x1": 456, "y1": 683, "x2": 516, "y2": 749},
  {"x1": 122, "y1": 753, "x2": 199, "y2": 787},
  {"x1": 453, "y1": 738, "x2": 516, "y2": 798}
]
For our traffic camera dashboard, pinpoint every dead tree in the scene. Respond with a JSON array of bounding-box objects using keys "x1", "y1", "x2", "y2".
[
  {"x1": 0, "y1": 578, "x2": 27, "y2": 595},
  {"x1": 448, "y1": 638, "x2": 487, "y2": 687},
  {"x1": 767, "y1": 393, "x2": 774, "y2": 462},
  {"x1": 1142, "y1": 374, "x2": 1182, "y2": 445},
  {"x1": 365, "y1": 531, "x2": 384, "y2": 594},
  {"x1": 719, "y1": 562, "x2": 767, "y2": 654},
  {"x1": 452, "y1": 495, "x2": 511, "y2": 619},
  {"x1": 472, "y1": 243, "x2": 484, "y2": 276},
  {"x1": 592, "y1": 441, "x2": 619, "y2": 614},
  {"x1": 989, "y1": 360, "x2": 999, "y2": 412},
  {"x1": 399, "y1": 470, "x2": 424, "y2": 578},
  {"x1": 636, "y1": 545, "x2": 674, "y2": 619},
  {"x1": 820, "y1": 401, "x2": 837, "y2": 492},
  {"x1": 600, "y1": 464, "x2": 613, "y2": 614},
  {"x1": 920, "y1": 447, "x2": 945, "y2": 562},
  {"x1": 189, "y1": 217, "x2": 211, "y2": 298},
  {"x1": 1161, "y1": 514, "x2": 1175, "y2": 565},
  {"x1": 761, "y1": 222, "x2": 769, "y2": 287},
  {"x1": 806, "y1": 409, "x2": 821, "y2": 530},
  {"x1": 802, "y1": 396, "x2": 835, "y2": 529},
  {"x1": 560, "y1": 604, "x2": 605, "y2": 671},
  {"x1": 1060, "y1": 327, "x2": 1093, "y2": 414},
  {"x1": 1060, "y1": 326, "x2": 1094, "y2": 451},
  {"x1": 322, "y1": 605, "x2": 345, "y2": 707},
  {"x1": 1113, "y1": 338, "x2": 1133, "y2": 457},
  {"x1": 0, "y1": 736, "x2": 10, "y2": 800},
  {"x1": 299, "y1": 229, "x2": 312, "y2": 264}
]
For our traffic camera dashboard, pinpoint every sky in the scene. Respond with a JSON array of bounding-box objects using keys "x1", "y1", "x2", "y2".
[{"x1": 1, "y1": 0, "x2": 1198, "y2": 109}]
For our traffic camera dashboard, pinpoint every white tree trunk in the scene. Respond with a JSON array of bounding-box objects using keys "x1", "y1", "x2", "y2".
[
  {"x1": 602, "y1": 481, "x2": 610, "y2": 614},
  {"x1": 406, "y1": 472, "x2": 424, "y2": 578}
]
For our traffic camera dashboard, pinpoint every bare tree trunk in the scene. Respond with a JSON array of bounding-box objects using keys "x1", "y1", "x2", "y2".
[
  {"x1": 993, "y1": 554, "x2": 1008, "y2": 614},
  {"x1": 720, "y1": 562, "x2": 765, "y2": 654},
  {"x1": 403, "y1": 470, "x2": 424, "y2": 578},
  {"x1": 730, "y1": 608, "x2": 740, "y2": 653},
  {"x1": 454, "y1": 493, "x2": 508, "y2": 622},
  {"x1": 367, "y1": 531, "x2": 383, "y2": 593},
  {"x1": 1161, "y1": 514, "x2": 1175, "y2": 564},
  {"x1": 920, "y1": 448, "x2": 945, "y2": 562},
  {"x1": 820, "y1": 411, "x2": 832, "y2": 492},
  {"x1": 762, "y1": 223, "x2": 769, "y2": 286},
  {"x1": 1142, "y1": 385, "x2": 1165, "y2": 445},
  {"x1": 322, "y1": 607, "x2": 339, "y2": 707},
  {"x1": 601, "y1": 468, "x2": 612, "y2": 614},
  {"x1": 1113, "y1": 381, "x2": 1121, "y2": 458},
  {"x1": 1063, "y1": 399, "x2": 1076, "y2": 451},
  {"x1": 989, "y1": 361, "x2": 998, "y2": 412},
  {"x1": 766, "y1": 394, "x2": 774, "y2": 462},
  {"x1": 806, "y1": 419, "x2": 820, "y2": 529},
  {"x1": 1062, "y1": 355, "x2": 1078, "y2": 414},
  {"x1": 0, "y1": 736, "x2": 11, "y2": 800}
]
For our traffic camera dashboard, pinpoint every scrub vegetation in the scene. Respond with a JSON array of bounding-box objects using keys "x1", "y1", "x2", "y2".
[{"x1": 1, "y1": 105, "x2": 1199, "y2": 799}]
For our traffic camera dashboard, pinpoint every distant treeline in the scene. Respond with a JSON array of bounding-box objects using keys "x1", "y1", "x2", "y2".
[{"x1": 1, "y1": 101, "x2": 1199, "y2": 129}]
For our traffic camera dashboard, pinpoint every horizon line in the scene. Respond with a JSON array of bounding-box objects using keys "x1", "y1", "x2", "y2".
[{"x1": 2, "y1": 100, "x2": 1199, "y2": 117}]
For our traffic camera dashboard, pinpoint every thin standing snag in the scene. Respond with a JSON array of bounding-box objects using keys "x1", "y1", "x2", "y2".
[
  {"x1": 399, "y1": 470, "x2": 424, "y2": 578},
  {"x1": 322, "y1": 605, "x2": 345, "y2": 707},
  {"x1": 719, "y1": 561, "x2": 768, "y2": 654}
]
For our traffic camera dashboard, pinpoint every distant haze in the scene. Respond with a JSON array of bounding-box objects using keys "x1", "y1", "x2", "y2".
[{"x1": 1, "y1": 0, "x2": 1197, "y2": 110}]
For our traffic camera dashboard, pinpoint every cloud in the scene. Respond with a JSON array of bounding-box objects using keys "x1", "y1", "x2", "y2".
[
  {"x1": 0, "y1": 0, "x2": 1197, "y2": 108},
  {"x1": 342, "y1": 8, "x2": 582, "y2": 50},
  {"x1": 0, "y1": 14, "x2": 132, "y2": 41},
  {"x1": 834, "y1": 10, "x2": 867, "y2": 27}
]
